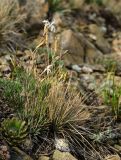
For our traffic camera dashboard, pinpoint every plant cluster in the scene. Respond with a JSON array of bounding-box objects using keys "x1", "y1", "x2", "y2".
[
  {"x1": 102, "y1": 73, "x2": 121, "y2": 120},
  {"x1": 0, "y1": 60, "x2": 94, "y2": 159},
  {"x1": 1, "y1": 118, "x2": 28, "y2": 146},
  {"x1": 0, "y1": 2, "x2": 120, "y2": 159}
]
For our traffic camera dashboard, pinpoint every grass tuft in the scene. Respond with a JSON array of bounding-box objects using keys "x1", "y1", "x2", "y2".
[
  {"x1": 44, "y1": 80, "x2": 91, "y2": 156},
  {"x1": 102, "y1": 72, "x2": 121, "y2": 120},
  {"x1": 48, "y1": 0, "x2": 62, "y2": 13},
  {"x1": 0, "y1": 0, "x2": 26, "y2": 51}
]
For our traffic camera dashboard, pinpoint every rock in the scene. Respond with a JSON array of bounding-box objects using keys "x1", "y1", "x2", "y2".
[
  {"x1": 89, "y1": 24, "x2": 106, "y2": 37},
  {"x1": 88, "y1": 24, "x2": 111, "y2": 54},
  {"x1": 114, "y1": 144, "x2": 121, "y2": 151},
  {"x1": 38, "y1": 156, "x2": 49, "y2": 160},
  {"x1": 71, "y1": 64, "x2": 93, "y2": 73},
  {"x1": 80, "y1": 73, "x2": 95, "y2": 83},
  {"x1": 104, "y1": 155, "x2": 120, "y2": 160},
  {"x1": 92, "y1": 64, "x2": 105, "y2": 73},
  {"x1": 78, "y1": 33, "x2": 104, "y2": 64},
  {"x1": 80, "y1": 74, "x2": 96, "y2": 90},
  {"x1": 81, "y1": 66, "x2": 93, "y2": 73},
  {"x1": 55, "y1": 138, "x2": 70, "y2": 152},
  {"x1": 85, "y1": 41, "x2": 103, "y2": 64},
  {"x1": 72, "y1": 65, "x2": 82, "y2": 72},
  {"x1": 52, "y1": 150, "x2": 77, "y2": 160},
  {"x1": 60, "y1": 29, "x2": 103, "y2": 65},
  {"x1": 96, "y1": 37, "x2": 111, "y2": 54},
  {"x1": 60, "y1": 29, "x2": 84, "y2": 65}
]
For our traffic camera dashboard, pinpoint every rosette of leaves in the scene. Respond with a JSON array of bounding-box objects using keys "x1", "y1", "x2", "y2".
[{"x1": 1, "y1": 118, "x2": 28, "y2": 146}]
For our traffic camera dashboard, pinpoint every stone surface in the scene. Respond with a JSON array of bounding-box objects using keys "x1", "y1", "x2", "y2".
[
  {"x1": 60, "y1": 29, "x2": 84, "y2": 65},
  {"x1": 55, "y1": 138, "x2": 70, "y2": 152},
  {"x1": 38, "y1": 156, "x2": 49, "y2": 160},
  {"x1": 60, "y1": 29, "x2": 103, "y2": 65},
  {"x1": 80, "y1": 74, "x2": 96, "y2": 90},
  {"x1": 104, "y1": 155, "x2": 120, "y2": 160},
  {"x1": 88, "y1": 24, "x2": 111, "y2": 54},
  {"x1": 114, "y1": 144, "x2": 121, "y2": 151},
  {"x1": 72, "y1": 65, "x2": 82, "y2": 72},
  {"x1": 52, "y1": 150, "x2": 77, "y2": 160}
]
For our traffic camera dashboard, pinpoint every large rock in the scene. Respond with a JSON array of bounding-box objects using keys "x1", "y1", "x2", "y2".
[
  {"x1": 52, "y1": 150, "x2": 77, "y2": 160},
  {"x1": 60, "y1": 29, "x2": 84, "y2": 65},
  {"x1": 60, "y1": 29, "x2": 103, "y2": 65}
]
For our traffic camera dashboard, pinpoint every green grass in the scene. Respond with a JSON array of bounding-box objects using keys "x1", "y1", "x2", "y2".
[
  {"x1": 48, "y1": 0, "x2": 62, "y2": 13},
  {"x1": 18, "y1": 78, "x2": 51, "y2": 141},
  {"x1": 0, "y1": 78, "x2": 23, "y2": 109},
  {"x1": 100, "y1": 58, "x2": 117, "y2": 73},
  {"x1": 102, "y1": 73, "x2": 121, "y2": 120}
]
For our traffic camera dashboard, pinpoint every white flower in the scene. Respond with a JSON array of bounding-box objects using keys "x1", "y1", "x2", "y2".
[
  {"x1": 44, "y1": 64, "x2": 53, "y2": 74},
  {"x1": 43, "y1": 20, "x2": 50, "y2": 27},
  {"x1": 43, "y1": 20, "x2": 56, "y2": 32}
]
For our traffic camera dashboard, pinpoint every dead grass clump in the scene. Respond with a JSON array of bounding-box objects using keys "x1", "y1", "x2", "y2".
[
  {"x1": 46, "y1": 81, "x2": 90, "y2": 135},
  {"x1": 43, "y1": 81, "x2": 94, "y2": 157},
  {"x1": 0, "y1": 0, "x2": 26, "y2": 51}
]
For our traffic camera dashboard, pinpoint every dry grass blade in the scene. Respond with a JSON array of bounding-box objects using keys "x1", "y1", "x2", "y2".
[{"x1": 45, "y1": 81, "x2": 90, "y2": 134}]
